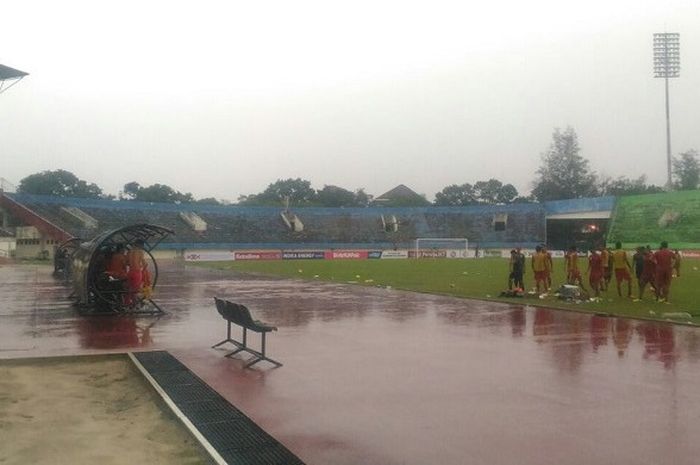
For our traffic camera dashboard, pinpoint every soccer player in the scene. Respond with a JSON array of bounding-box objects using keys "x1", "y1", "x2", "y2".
[
  {"x1": 654, "y1": 241, "x2": 675, "y2": 303},
  {"x1": 673, "y1": 249, "x2": 682, "y2": 278},
  {"x1": 126, "y1": 239, "x2": 148, "y2": 306},
  {"x1": 543, "y1": 246, "x2": 554, "y2": 290},
  {"x1": 587, "y1": 248, "x2": 604, "y2": 297},
  {"x1": 601, "y1": 247, "x2": 612, "y2": 291},
  {"x1": 611, "y1": 241, "x2": 632, "y2": 298},
  {"x1": 565, "y1": 245, "x2": 586, "y2": 290},
  {"x1": 636, "y1": 246, "x2": 656, "y2": 301},
  {"x1": 508, "y1": 248, "x2": 525, "y2": 290},
  {"x1": 105, "y1": 244, "x2": 128, "y2": 280},
  {"x1": 532, "y1": 245, "x2": 548, "y2": 294},
  {"x1": 632, "y1": 246, "x2": 645, "y2": 285}
]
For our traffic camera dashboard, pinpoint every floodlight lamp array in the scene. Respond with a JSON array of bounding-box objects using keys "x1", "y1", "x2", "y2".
[{"x1": 653, "y1": 33, "x2": 680, "y2": 78}]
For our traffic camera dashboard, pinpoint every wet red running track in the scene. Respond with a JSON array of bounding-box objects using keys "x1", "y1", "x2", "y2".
[{"x1": 2, "y1": 262, "x2": 700, "y2": 465}]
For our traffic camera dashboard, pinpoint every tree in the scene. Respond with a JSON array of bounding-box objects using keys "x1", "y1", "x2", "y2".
[
  {"x1": 18, "y1": 169, "x2": 104, "y2": 198},
  {"x1": 195, "y1": 197, "x2": 221, "y2": 205},
  {"x1": 598, "y1": 175, "x2": 664, "y2": 196},
  {"x1": 121, "y1": 181, "x2": 141, "y2": 200},
  {"x1": 239, "y1": 178, "x2": 317, "y2": 206},
  {"x1": 316, "y1": 185, "x2": 372, "y2": 207},
  {"x1": 120, "y1": 182, "x2": 194, "y2": 203},
  {"x1": 435, "y1": 179, "x2": 519, "y2": 205},
  {"x1": 532, "y1": 127, "x2": 598, "y2": 201},
  {"x1": 672, "y1": 149, "x2": 700, "y2": 190},
  {"x1": 434, "y1": 183, "x2": 477, "y2": 206},
  {"x1": 316, "y1": 185, "x2": 356, "y2": 207},
  {"x1": 473, "y1": 179, "x2": 519, "y2": 204}
]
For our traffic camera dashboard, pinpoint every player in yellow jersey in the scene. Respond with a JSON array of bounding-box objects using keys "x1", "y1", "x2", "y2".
[
  {"x1": 612, "y1": 241, "x2": 632, "y2": 298},
  {"x1": 542, "y1": 246, "x2": 554, "y2": 290},
  {"x1": 565, "y1": 245, "x2": 586, "y2": 290},
  {"x1": 531, "y1": 245, "x2": 548, "y2": 294}
]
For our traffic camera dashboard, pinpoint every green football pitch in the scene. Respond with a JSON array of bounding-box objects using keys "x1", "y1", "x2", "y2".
[{"x1": 199, "y1": 258, "x2": 700, "y2": 325}]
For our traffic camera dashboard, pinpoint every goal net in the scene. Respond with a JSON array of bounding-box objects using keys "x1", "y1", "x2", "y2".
[{"x1": 414, "y1": 238, "x2": 469, "y2": 258}]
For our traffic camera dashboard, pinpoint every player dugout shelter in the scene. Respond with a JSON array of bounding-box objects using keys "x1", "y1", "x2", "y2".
[{"x1": 71, "y1": 224, "x2": 173, "y2": 309}]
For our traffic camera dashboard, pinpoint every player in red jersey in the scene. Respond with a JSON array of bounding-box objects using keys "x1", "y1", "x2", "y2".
[
  {"x1": 587, "y1": 248, "x2": 604, "y2": 297},
  {"x1": 654, "y1": 241, "x2": 675, "y2": 303},
  {"x1": 636, "y1": 246, "x2": 657, "y2": 301}
]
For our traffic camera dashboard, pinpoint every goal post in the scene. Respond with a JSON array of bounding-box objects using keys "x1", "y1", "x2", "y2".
[{"x1": 414, "y1": 238, "x2": 469, "y2": 258}]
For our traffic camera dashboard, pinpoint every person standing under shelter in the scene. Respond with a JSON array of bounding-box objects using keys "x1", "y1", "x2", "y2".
[{"x1": 126, "y1": 239, "x2": 148, "y2": 306}]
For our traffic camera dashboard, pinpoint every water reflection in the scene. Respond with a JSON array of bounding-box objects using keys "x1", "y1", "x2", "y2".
[
  {"x1": 612, "y1": 318, "x2": 632, "y2": 358},
  {"x1": 509, "y1": 308, "x2": 525, "y2": 337},
  {"x1": 638, "y1": 323, "x2": 677, "y2": 369},
  {"x1": 78, "y1": 316, "x2": 156, "y2": 349}
]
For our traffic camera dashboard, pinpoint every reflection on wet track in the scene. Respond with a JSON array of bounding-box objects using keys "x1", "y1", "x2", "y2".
[{"x1": 1, "y1": 262, "x2": 699, "y2": 465}]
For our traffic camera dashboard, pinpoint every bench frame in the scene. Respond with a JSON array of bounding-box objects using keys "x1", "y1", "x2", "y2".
[{"x1": 212, "y1": 298, "x2": 282, "y2": 368}]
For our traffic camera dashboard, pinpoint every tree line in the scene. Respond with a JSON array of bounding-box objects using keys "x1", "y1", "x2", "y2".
[{"x1": 14, "y1": 127, "x2": 700, "y2": 206}]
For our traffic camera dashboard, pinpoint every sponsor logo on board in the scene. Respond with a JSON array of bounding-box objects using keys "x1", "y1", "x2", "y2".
[
  {"x1": 380, "y1": 250, "x2": 409, "y2": 259},
  {"x1": 282, "y1": 251, "x2": 325, "y2": 260},
  {"x1": 184, "y1": 251, "x2": 235, "y2": 261},
  {"x1": 234, "y1": 251, "x2": 282, "y2": 260},
  {"x1": 324, "y1": 250, "x2": 369, "y2": 260}
]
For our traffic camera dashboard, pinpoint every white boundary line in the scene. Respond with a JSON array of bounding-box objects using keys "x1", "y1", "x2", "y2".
[{"x1": 127, "y1": 352, "x2": 228, "y2": 465}]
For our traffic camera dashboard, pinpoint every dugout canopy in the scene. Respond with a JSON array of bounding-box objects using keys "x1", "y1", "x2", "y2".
[{"x1": 72, "y1": 224, "x2": 174, "y2": 309}]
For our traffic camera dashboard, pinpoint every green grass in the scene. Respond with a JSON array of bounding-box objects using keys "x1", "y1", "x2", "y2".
[
  {"x1": 608, "y1": 190, "x2": 700, "y2": 249},
  {"x1": 197, "y1": 258, "x2": 700, "y2": 325}
]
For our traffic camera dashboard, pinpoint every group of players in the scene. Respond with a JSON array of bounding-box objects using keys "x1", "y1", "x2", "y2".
[
  {"x1": 102, "y1": 239, "x2": 151, "y2": 306},
  {"x1": 509, "y1": 241, "x2": 681, "y2": 303}
]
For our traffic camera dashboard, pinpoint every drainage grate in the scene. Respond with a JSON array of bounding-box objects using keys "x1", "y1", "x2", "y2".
[{"x1": 133, "y1": 350, "x2": 304, "y2": 465}]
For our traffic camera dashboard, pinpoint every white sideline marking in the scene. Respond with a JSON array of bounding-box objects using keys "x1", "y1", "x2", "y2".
[{"x1": 128, "y1": 352, "x2": 228, "y2": 465}]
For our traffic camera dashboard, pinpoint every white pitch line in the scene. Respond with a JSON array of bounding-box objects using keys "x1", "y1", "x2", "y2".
[{"x1": 128, "y1": 352, "x2": 228, "y2": 465}]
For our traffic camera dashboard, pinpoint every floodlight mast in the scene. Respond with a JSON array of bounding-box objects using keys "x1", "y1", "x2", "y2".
[{"x1": 653, "y1": 33, "x2": 680, "y2": 189}]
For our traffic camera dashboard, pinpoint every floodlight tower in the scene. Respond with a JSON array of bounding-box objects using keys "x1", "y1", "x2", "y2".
[
  {"x1": 653, "y1": 33, "x2": 680, "y2": 189},
  {"x1": 0, "y1": 64, "x2": 28, "y2": 95}
]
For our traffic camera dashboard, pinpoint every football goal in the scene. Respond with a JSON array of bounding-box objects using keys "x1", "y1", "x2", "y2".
[{"x1": 414, "y1": 238, "x2": 469, "y2": 258}]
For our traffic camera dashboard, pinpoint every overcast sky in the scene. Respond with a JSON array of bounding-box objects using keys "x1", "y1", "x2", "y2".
[{"x1": 1, "y1": 0, "x2": 699, "y2": 201}]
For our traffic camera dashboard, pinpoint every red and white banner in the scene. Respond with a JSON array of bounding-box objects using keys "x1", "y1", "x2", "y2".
[{"x1": 324, "y1": 250, "x2": 368, "y2": 260}]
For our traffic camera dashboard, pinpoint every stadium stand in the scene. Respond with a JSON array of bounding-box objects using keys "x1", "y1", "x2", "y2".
[
  {"x1": 2, "y1": 193, "x2": 547, "y2": 254},
  {"x1": 607, "y1": 190, "x2": 700, "y2": 249}
]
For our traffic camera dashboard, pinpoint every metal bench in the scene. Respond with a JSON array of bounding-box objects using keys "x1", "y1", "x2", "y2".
[{"x1": 212, "y1": 297, "x2": 282, "y2": 368}]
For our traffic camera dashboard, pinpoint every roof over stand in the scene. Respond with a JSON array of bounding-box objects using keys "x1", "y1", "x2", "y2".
[{"x1": 0, "y1": 64, "x2": 28, "y2": 94}]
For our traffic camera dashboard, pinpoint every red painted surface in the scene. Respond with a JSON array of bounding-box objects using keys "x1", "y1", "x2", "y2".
[
  {"x1": 0, "y1": 193, "x2": 73, "y2": 242},
  {"x1": 1, "y1": 262, "x2": 700, "y2": 465}
]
